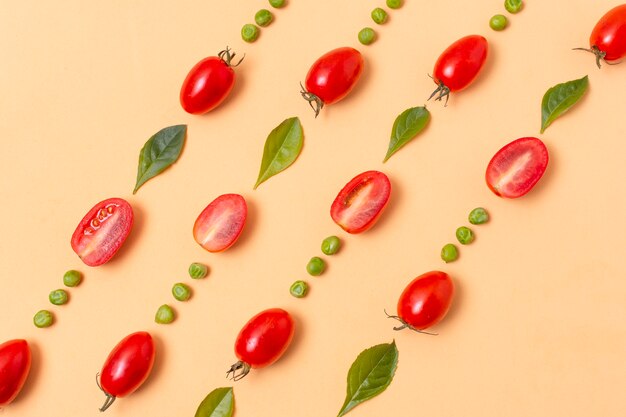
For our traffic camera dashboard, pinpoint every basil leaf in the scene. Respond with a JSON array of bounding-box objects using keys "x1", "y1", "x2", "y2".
[
  {"x1": 133, "y1": 124, "x2": 187, "y2": 194},
  {"x1": 254, "y1": 117, "x2": 303, "y2": 189},
  {"x1": 337, "y1": 341, "x2": 399, "y2": 417},
  {"x1": 384, "y1": 106, "x2": 430, "y2": 162},
  {"x1": 194, "y1": 387, "x2": 234, "y2": 417},
  {"x1": 540, "y1": 75, "x2": 588, "y2": 133}
]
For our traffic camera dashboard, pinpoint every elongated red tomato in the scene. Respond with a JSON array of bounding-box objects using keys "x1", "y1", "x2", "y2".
[
  {"x1": 0, "y1": 339, "x2": 31, "y2": 407},
  {"x1": 301, "y1": 47, "x2": 364, "y2": 117},
  {"x1": 71, "y1": 198, "x2": 134, "y2": 267},
  {"x1": 180, "y1": 48, "x2": 243, "y2": 114},
  {"x1": 98, "y1": 331, "x2": 155, "y2": 412},
  {"x1": 331, "y1": 170, "x2": 391, "y2": 234},
  {"x1": 193, "y1": 194, "x2": 247, "y2": 252},
  {"x1": 576, "y1": 4, "x2": 626, "y2": 68},
  {"x1": 227, "y1": 308, "x2": 295, "y2": 381},
  {"x1": 486, "y1": 137, "x2": 549, "y2": 199},
  {"x1": 429, "y1": 35, "x2": 488, "y2": 103}
]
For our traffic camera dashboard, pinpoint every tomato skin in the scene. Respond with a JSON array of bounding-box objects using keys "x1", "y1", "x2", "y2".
[
  {"x1": 397, "y1": 271, "x2": 454, "y2": 331},
  {"x1": 193, "y1": 194, "x2": 247, "y2": 253},
  {"x1": 180, "y1": 56, "x2": 235, "y2": 114},
  {"x1": 589, "y1": 4, "x2": 626, "y2": 62},
  {"x1": 0, "y1": 339, "x2": 31, "y2": 407},
  {"x1": 71, "y1": 198, "x2": 134, "y2": 267},
  {"x1": 330, "y1": 170, "x2": 391, "y2": 234},
  {"x1": 433, "y1": 35, "x2": 488, "y2": 92},
  {"x1": 486, "y1": 137, "x2": 549, "y2": 199}
]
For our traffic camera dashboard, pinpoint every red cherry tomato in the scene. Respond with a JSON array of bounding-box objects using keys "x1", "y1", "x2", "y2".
[
  {"x1": 429, "y1": 35, "x2": 489, "y2": 104},
  {"x1": 0, "y1": 339, "x2": 31, "y2": 407},
  {"x1": 301, "y1": 47, "x2": 364, "y2": 117},
  {"x1": 387, "y1": 271, "x2": 454, "y2": 333},
  {"x1": 193, "y1": 194, "x2": 247, "y2": 253},
  {"x1": 180, "y1": 47, "x2": 243, "y2": 114},
  {"x1": 486, "y1": 137, "x2": 549, "y2": 199},
  {"x1": 227, "y1": 308, "x2": 295, "y2": 381},
  {"x1": 576, "y1": 4, "x2": 626, "y2": 68},
  {"x1": 97, "y1": 331, "x2": 155, "y2": 412},
  {"x1": 330, "y1": 170, "x2": 391, "y2": 234},
  {"x1": 71, "y1": 198, "x2": 134, "y2": 267}
]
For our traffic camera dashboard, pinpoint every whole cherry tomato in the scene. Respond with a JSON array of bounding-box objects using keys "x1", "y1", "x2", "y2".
[
  {"x1": 97, "y1": 331, "x2": 155, "y2": 412},
  {"x1": 227, "y1": 308, "x2": 295, "y2": 381},
  {"x1": 71, "y1": 198, "x2": 134, "y2": 267},
  {"x1": 429, "y1": 35, "x2": 489, "y2": 104},
  {"x1": 387, "y1": 271, "x2": 454, "y2": 333},
  {"x1": 301, "y1": 47, "x2": 364, "y2": 117},
  {"x1": 575, "y1": 4, "x2": 626, "y2": 68},
  {"x1": 193, "y1": 194, "x2": 247, "y2": 253},
  {"x1": 180, "y1": 47, "x2": 243, "y2": 114},
  {"x1": 0, "y1": 339, "x2": 31, "y2": 407}
]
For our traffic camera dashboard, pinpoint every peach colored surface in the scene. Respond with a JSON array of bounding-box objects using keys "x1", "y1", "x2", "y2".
[{"x1": 1, "y1": 1, "x2": 625, "y2": 416}]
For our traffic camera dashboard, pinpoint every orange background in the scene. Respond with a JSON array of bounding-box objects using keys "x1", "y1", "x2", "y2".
[{"x1": 1, "y1": 0, "x2": 625, "y2": 416}]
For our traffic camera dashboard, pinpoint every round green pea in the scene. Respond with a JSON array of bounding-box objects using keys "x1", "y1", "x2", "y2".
[
  {"x1": 469, "y1": 207, "x2": 489, "y2": 225},
  {"x1": 63, "y1": 269, "x2": 82, "y2": 287},
  {"x1": 188, "y1": 262, "x2": 208, "y2": 279},
  {"x1": 358, "y1": 27, "x2": 376, "y2": 45},
  {"x1": 172, "y1": 283, "x2": 192, "y2": 301},
  {"x1": 490, "y1": 14, "x2": 508, "y2": 31},
  {"x1": 255, "y1": 9, "x2": 273, "y2": 27},
  {"x1": 321, "y1": 236, "x2": 341, "y2": 255},
  {"x1": 306, "y1": 257, "x2": 325, "y2": 276},
  {"x1": 49, "y1": 289, "x2": 69, "y2": 305},
  {"x1": 34, "y1": 310, "x2": 53, "y2": 328},
  {"x1": 504, "y1": 0, "x2": 523, "y2": 14},
  {"x1": 456, "y1": 227, "x2": 475, "y2": 245},
  {"x1": 155, "y1": 304, "x2": 175, "y2": 324},
  {"x1": 268, "y1": 0, "x2": 285, "y2": 8},
  {"x1": 290, "y1": 280, "x2": 309, "y2": 298},
  {"x1": 371, "y1": 8, "x2": 388, "y2": 24},
  {"x1": 441, "y1": 244, "x2": 459, "y2": 263},
  {"x1": 241, "y1": 24, "x2": 260, "y2": 43},
  {"x1": 386, "y1": 0, "x2": 402, "y2": 9}
]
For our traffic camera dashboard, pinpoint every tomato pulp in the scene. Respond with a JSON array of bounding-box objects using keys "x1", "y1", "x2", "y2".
[
  {"x1": 0, "y1": 339, "x2": 31, "y2": 407},
  {"x1": 576, "y1": 4, "x2": 626, "y2": 68},
  {"x1": 71, "y1": 198, "x2": 134, "y2": 267},
  {"x1": 193, "y1": 194, "x2": 247, "y2": 252},
  {"x1": 331, "y1": 170, "x2": 391, "y2": 234}
]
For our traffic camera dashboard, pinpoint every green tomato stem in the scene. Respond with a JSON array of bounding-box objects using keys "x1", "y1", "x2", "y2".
[{"x1": 383, "y1": 310, "x2": 438, "y2": 335}]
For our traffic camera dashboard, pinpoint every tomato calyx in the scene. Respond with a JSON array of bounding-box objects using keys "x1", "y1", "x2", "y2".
[
  {"x1": 96, "y1": 373, "x2": 116, "y2": 412},
  {"x1": 300, "y1": 82, "x2": 324, "y2": 118},
  {"x1": 427, "y1": 75, "x2": 451, "y2": 106},
  {"x1": 572, "y1": 45, "x2": 621, "y2": 69},
  {"x1": 384, "y1": 310, "x2": 438, "y2": 336},
  {"x1": 218, "y1": 46, "x2": 245, "y2": 68},
  {"x1": 226, "y1": 360, "x2": 251, "y2": 381}
]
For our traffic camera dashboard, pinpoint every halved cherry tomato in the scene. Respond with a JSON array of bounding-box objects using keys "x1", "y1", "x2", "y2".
[
  {"x1": 429, "y1": 35, "x2": 489, "y2": 104},
  {"x1": 576, "y1": 4, "x2": 626, "y2": 68},
  {"x1": 387, "y1": 271, "x2": 454, "y2": 333},
  {"x1": 486, "y1": 137, "x2": 549, "y2": 199},
  {"x1": 71, "y1": 198, "x2": 134, "y2": 267},
  {"x1": 0, "y1": 339, "x2": 31, "y2": 407},
  {"x1": 227, "y1": 308, "x2": 295, "y2": 381},
  {"x1": 193, "y1": 194, "x2": 247, "y2": 253},
  {"x1": 180, "y1": 47, "x2": 243, "y2": 114},
  {"x1": 330, "y1": 170, "x2": 391, "y2": 234},
  {"x1": 301, "y1": 47, "x2": 364, "y2": 117},
  {"x1": 98, "y1": 331, "x2": 155, "y2": 412}
]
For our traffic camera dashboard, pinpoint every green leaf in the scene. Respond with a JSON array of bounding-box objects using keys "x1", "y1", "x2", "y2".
[
  {"x1": 254, "y1": 117, "x2": 303, "y2": 189},
  {"x1": 133, "y1": 124, "x2": 187, "y2": 194},
  {"x1": 194, "y1": 387, "x2": 234, "y2": 417},
  {"x1": 384, "y1": 106, "x2": 430, "y2": 162},
  {"x1": 540, "y1": 75, "x2": 588, "y2": 133},
  {"x1": 337, "y1": 341, "x2": 399, "y2": 417}
]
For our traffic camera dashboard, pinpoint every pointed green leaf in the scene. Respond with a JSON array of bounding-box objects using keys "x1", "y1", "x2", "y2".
[
  {"x1": 194, "y1": 387, "x2": 234, "y2": 417},
  {"x1": 133, "y1": 124, "x2": 187, "y2": 194},
  {"x1": 384, "y1": 106, "x2": 430, "y2": 162},
  {"x1": 540, "y1": 75, "x2": 589, "y2": 133},
  {"x1": 254, "y1": 117, "x2": 303, "y2": 189},
  {"x1": 337, "y1": 341, "x2": 399, "y2": 417}
]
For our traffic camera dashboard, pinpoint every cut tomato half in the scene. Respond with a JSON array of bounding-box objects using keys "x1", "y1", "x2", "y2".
[{"x1": 193, "y1": 194, "x2": 247, "y2": 252}]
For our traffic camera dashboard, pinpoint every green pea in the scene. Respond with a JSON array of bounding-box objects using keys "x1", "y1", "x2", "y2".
[
  {"x1": 371, "y1": 8, "x2": 388, "y2": 24},
  {"x1": 49, "y1": 289, "x2": 69, "y2": 305},
  {"x1": 358, "y1": 27, "x2": 376, "y2": 45},
  {"x1": 155, "y1": 304, "x2": 175, "y2": 324},
  {"x1": 268, "y1": 0, "x2": 285, "y2": 8},
  {"x1": 255, "y1": 9, "x2": 273, "y2": 27},
  {"x1": 321, "y1": 236, "x2": 341, "y2": 255},
  {"x1": 63, "y1": 269, "x2": 82, "y2": 287},
  {"x1": 469, "y1": 207, "x2": 489, "y2": 225},
  {"x1": 490, "y1": 14, "x2": 508, "y2": 31},
  {"x1": 441, "y1": 243, "x2": 459, "y2": 263},
  {"x1": 290, "y1": 280, "x2": 309, "y2": 298},
  {"x1": 188, "y1": 262, "x2": 208, "y2": 279},
  {"x1": 504, "y1": 0, "x2": 523, "y2": 14},
  {"x1": 241, "y1": 24, "x2": 260, "y2": 43},
  {"x1": 306, "y1": 257, "x2": 325, "y2": 276},
  {"x1": 172, "y1": 283, "x2": 192, "y2": 301},
  {"x1": 34, "y1": 310, "x2": 54, "y2": 328},
  {"x1": 456, "y1": 227, "x2": 475, "y2": 245},
  {"x1": 386, "y1": 0, "x2": 402, "y2": 9}
]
